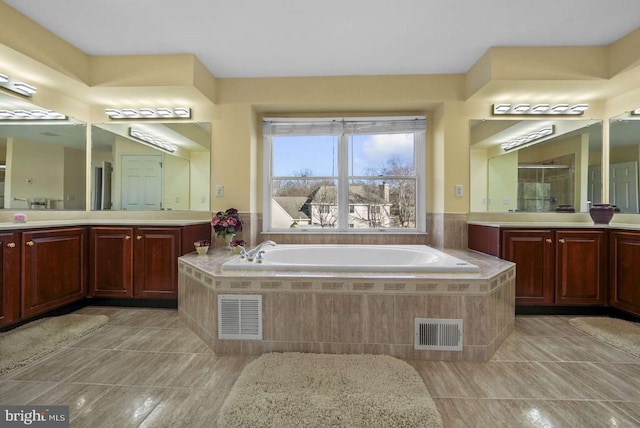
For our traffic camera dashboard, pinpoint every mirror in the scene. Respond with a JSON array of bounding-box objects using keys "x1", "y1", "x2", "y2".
[
  {"x1": 91, "y1": 122, "x2": 211, "y2": 211},
  {"x1": 608, "y1": 113, "x2": 640, "y2": 214},
  {"x1": 0, "y1": 94, "x2": 86, "y2": 210},
  {"x1": 470, "y1": 119, "x2": 602, "y2": 213}
]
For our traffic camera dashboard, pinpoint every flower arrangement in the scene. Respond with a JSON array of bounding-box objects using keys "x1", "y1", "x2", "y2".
[
  {"x1": 211, "y1": 208, "x2": 243, "y2": 239},
  {"x1": 230, "y1": 239, "x2": 246, "y2": 247},
  {"x1": 193, "y1": 240, "x2": 210, "y2": 248}
]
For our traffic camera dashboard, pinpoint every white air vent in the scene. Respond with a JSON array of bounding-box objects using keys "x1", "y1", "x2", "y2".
[
  {"x1": 414, "y1": 318, "x2": 463, "y2": 351},
  {"x1": 218, "y1": 295, "x2": 262, "y2": 340}
]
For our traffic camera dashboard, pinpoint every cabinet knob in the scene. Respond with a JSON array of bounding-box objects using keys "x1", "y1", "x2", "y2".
[
  {"x1": 6, "y1": 242, "x2": 15, "y2": 248},
  {"x1": 545, "y1": 238, "x2": 552, "y2": 243},
  {"x1": 136, "y1": 235, "x2": 143, "y2": 240},
  {"x1": 26, "y1": 240, "x2": 35, "y2": 246},
  {"x1": 125, "y1": 235, "x2": 131, "y2": 240},
  {"x1": 559, "y1": 238, "x2": 566, "y2": 244}
]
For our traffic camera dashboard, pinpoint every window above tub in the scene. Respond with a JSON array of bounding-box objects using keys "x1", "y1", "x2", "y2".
[{"x1": 262, "y1": 116, "x2": 426, "y2": 233}]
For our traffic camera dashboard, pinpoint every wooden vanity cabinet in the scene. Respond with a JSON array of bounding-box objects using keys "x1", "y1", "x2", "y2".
[
  {"x1": 21, "y1": 227, "x2": 88, "y2": 318},
  {"x1": 554, "y1": 230, "x2": 607, "y2": 305},
  {"x1": 0, "y1": 232, "x2": 20, "y2": 327},
  {"x1": 133, "y1": 227, "x2": 181, "y2": 299},
  {"x1": 501, "y1": 229, "x2": 555, "y2": 305},
  {"x1": 481, "y1": 226, "x2": 607, "y2": 306},
  {"x1": 90, "y1": 223, "x2": 211, "y2": 300},
  {"x1": 609, "y1": 230, "x2": 640, "y2": 316},
  {"x1": 90, "y1": 227, "x2": 134, "y2": 297}
]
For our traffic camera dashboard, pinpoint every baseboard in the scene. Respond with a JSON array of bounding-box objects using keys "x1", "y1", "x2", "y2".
[
  {"x1": 86, "y1": 297, "x2": 178, "y2": 309},
  {"x1": 516, "y1": 305, "x2": 640, "y2": 322}
]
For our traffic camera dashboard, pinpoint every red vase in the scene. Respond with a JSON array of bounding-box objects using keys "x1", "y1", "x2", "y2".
[{"x1": 589, "y1": 204, "x2": 615, "y2": 225}]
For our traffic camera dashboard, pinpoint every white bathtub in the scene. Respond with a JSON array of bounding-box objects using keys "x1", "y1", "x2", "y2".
[{"x1": 221, "y1": 244, "x2": 480, "y2": 273}]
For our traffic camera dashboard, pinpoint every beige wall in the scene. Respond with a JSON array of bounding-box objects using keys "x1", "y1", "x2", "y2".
[{"x1": 0, "y1": 2, "x2": 640, "y2": 228}]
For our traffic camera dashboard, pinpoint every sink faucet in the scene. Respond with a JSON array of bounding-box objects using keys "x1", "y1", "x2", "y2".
[{"x1": 242, "y1": 240, "x2": 277, "y2": 261}]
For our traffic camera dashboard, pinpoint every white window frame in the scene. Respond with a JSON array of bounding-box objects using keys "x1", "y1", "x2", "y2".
[{"x1": 262, "y1": 116, "x2": 426, "y2": 233}]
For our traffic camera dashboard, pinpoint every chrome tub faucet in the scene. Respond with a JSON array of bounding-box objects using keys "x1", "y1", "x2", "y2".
[{"x1": 242, "y1": 240, "x2": 277, "y2": 261}]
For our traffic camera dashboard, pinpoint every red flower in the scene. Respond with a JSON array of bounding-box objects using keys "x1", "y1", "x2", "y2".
[{"x1": 211, "y1": 208, "x2": 243, "y2": 238}]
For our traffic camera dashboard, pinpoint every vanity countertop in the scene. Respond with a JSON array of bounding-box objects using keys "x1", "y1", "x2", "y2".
[
  {"x1": 0, "y1": 218, "x2": 211, "y2": 230},
  {"x1": 467, "y1": 220, "x2": 640, "y2": 231}
]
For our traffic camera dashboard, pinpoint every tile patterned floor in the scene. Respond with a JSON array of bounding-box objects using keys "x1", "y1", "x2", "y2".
[{"x1": 1, "y1": 308, "x2": 639, "y2": 427}]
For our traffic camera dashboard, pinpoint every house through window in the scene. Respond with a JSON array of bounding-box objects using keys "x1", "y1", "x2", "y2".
[{"x1": 263, "y1": 116, "x2": 426, "y2": 232}]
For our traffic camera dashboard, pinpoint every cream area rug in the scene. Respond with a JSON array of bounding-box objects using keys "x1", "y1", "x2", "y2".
[
  {"x1": 569, "y1": 317, "x2": 640, "y2": 358},
  {"x1": 216, "y1": 352, "x2": 443, "y2": 428},
  {"x1": 0, "y1": 313, "x2": 109, "y2": 375}
]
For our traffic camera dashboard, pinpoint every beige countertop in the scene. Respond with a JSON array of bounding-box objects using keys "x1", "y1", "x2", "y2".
[
  {"x1": 467, "y1": 221, "x2": 640, "y2": 230},
  {"x1": 0, "y1": 219, "x2": 211, "y2": 230}
]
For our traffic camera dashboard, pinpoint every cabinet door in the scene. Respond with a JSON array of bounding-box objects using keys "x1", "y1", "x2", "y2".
[
  {"x1": 133, "y1": 227, "x2": 180, "y2": 299},
  {"x1": 22, "y1": 228, "x2": 87, "y2": 318},
  {"x1": 555, "y1": 230, "x2": 606, "y2": 305},
  {"x1": 90, "y1": 227, "x2": 134, "y2": 297},
  {"x1": 0, "y1": 232, "x2": 20, "y2": 327},
  {"x1": 610, "y1": 231, "x2": 640, "y2": 316},
  {"x1": 502, "y1": 229, "x2": 555, "y2": 305}
]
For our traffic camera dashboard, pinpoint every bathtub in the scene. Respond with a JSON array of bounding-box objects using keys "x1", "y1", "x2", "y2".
[{"x1": 221, "y1": 244, "x2": 480, "y2": 273}]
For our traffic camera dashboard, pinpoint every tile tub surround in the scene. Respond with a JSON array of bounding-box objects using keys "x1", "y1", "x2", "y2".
[{"x1": 178, "y1": 248, "x2": 515, "y2": 361}]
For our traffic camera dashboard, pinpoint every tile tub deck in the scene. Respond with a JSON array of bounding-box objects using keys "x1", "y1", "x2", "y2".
[{"x1": 177, "y1": 248, "x2": 515, "y2": 361}]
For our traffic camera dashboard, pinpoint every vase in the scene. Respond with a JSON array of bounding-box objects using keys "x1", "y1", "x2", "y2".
[
  {"x1": 589, "y1": 203, "x2": 615, "y2": 225},
  {"x1": 195, "y1": 246, "x2": 209, "y2": 255},
  {"x1": 223, "y1": 234, "x2": 236, "y2": 250}
]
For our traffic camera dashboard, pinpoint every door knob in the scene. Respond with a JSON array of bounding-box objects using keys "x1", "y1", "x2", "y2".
[
  {"x1": 545, "y1": 239, "x2": 552, "y2": 243},
  {"x1": 125, "y1": 235, "x2": 131, "y2": 240},
  {"x1": 136, "y1": 235, "x2": 143, "y2": 240},
  {"x1": 6, "y1": 242, "x2": 15, "y2": 248},
  {"x1": 559, "y1": 238, "x2": 566, "y2": 244},
  {"x1": 26, "y1": 240, "x2": 34, "y2": 246}
]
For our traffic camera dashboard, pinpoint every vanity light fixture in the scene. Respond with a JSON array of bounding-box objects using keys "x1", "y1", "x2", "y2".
[
  {"x1": 500, "y1": 126, "x2": 555, "y2": 151},
  {"x1": 0, "y1": 109, "x2": 66, "y2": 121},
  {"x1": 0, "y1": 72, "x2": 37, "y2": 97},
  {"x1": 492, "y1": 103, "x2": 588, "y2": 115},
  {"x1": 105, "y1": 107, "x2": 191, "y2": 119},
  {"x1": 129, "y1": 127, "x2": 178, "y2": 153}
]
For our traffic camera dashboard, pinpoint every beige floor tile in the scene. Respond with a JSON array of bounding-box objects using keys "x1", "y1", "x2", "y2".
[
  {"x1": 0, "y1": 380, "x2": 57, "y2": 404},
  {"x1": 166, "y1": 354, "x2": 253, "y2": 390},
  {"x1": 608, "y1": 401, "x2": 640, "y2": 426},
  {"x1": 138, "y1": 388, "x2": 228, "y2": 428},
  {"x1": 435, "y1": 398, "x2": 640, "y2": 428},
  {"x1": 7, "y1": 348, "x2": 109, "y2": 382},
  {"x1": 71, "y1": 385, "x2": 167, "y2": 428},
  {"x1": 69, "y1": 325, "x2": 143, "y2": 350},
  {"x1": 27, "y1": 382, "x2": 114, "y2": 421},
  {"x1": 102, "y1": 308, "x2": 185, "y2": 329},
  {"x1": 491, "y1": 334, "x2": 640, "y2": 363},
  {"x1": 65, "y1": 350, "x2": 190, "y2": 386},
  {"x1": 114, "y1": 328, "x2": 211, "y2": 353},
  {"x1": 514, "y1": 316, "x2": 583, "y2": 337}
]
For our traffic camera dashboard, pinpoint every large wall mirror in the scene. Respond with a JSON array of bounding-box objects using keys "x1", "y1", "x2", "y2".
[
  {"x1": 470, "y1": 119, "x2": 602, "y2": 213},
  {"x1": 91, "y1": 122, "x2": 211, "y2": 211},
  {"x1": 609, "y1": 112, "x2": 640, "y2": 214},
  {"x1": 0, "y1": 93, "x2": 86, "y2": 210}
]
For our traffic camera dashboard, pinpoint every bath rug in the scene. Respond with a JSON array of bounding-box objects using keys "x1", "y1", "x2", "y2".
[
  {"x1": 216, "y1": 352, "x2": 443, "y2": 428},
  {"x1": 569, "y1": 317, "x2": 640, "y2": 358},
  {"x1": 0, "y1": 313, "x2": 109, "y2": 375}
]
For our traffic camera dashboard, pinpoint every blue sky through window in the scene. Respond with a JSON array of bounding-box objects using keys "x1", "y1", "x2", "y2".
[{"x1": 272, "y1": 133, "x2": 414, "y2": 177}]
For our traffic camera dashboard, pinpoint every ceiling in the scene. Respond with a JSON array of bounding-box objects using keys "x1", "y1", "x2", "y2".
[{"x1": 4, "y1": 0, "x2": 640, "y2": 79}]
